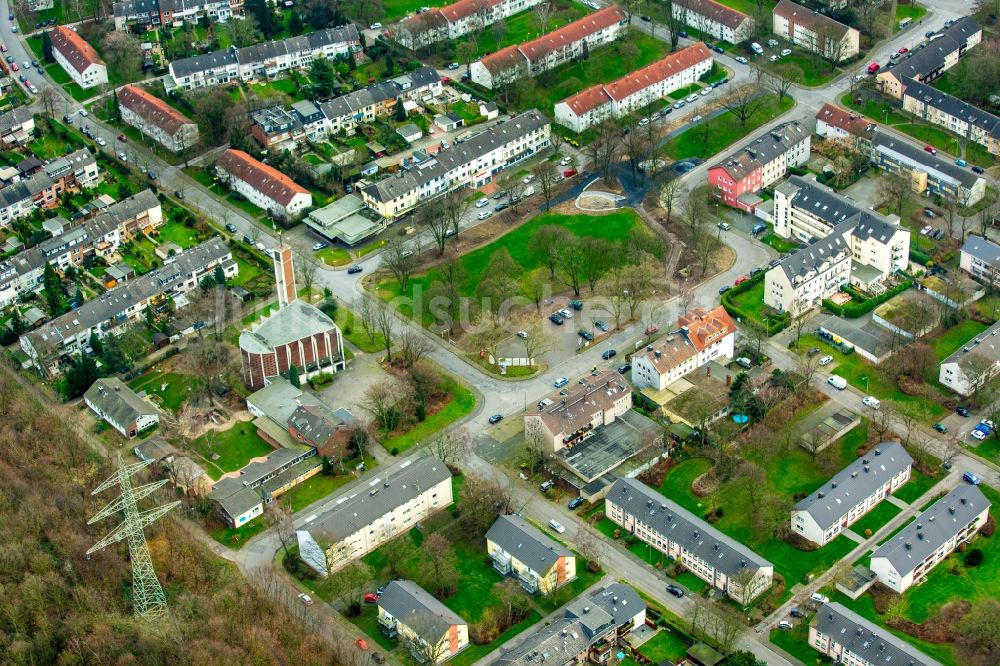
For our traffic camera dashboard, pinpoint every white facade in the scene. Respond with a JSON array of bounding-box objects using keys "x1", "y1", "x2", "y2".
[
  {"x1": 938, "y1": 319, "x2": 1000, "y2": 396},
  {"x1": 672, "y1": 0, "x2": 754, "y2": 44},
  {"x1": 772, "y1": 0, "x2": 860, "y2": 62},
  {"x1": 631, "y1": 343, "x2": 697, "y2": 391}
]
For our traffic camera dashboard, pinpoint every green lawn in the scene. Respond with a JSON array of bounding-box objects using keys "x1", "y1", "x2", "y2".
[
  {"x1": 45, "y1": 63, "x2": 72, "y2": 85},
  {"x1": 190, "y1": 422, "x2": 276, "y2": 480},
  {"x1": 841, "y1": 92, "x2": 965, "y2": 157},
  {"x1": 895, "y1": 3, "x2": 928, "y2": 31},
  {"x1": 231, "y1": 255, "x2": 263, "y2": 287},
  {"x1": 639, "y1": 628, "x2": 689, "y2": 664},
  {"x1": 278, "y1": 471, "x2": 358, "y2": 512},
  {"x1": 932, "y1": 319, "x2": 989, "y2": 360},
  {"x1": 664, "y1": 94, "x2": 795, "y2": 160},
  {"x1": 380, "y1": 373, "x2": 476, "y2": 454},
  {"x1": 712, "y1": 0, "x2": 775, "y2": 14},
  {"x1": 248, "y1": 78, "x2": 303, "y2": 101},
  {"x1": 770, "y1": 621, "x2": 830, "y2": 665},
  {"x1": 726, "y1": 280, "x2": 774, "y2": 327},
  {"x1": 334, "y1": 306, "x2": 388, "y2": 354},
  {"x1": 209, "y1": 519, "x2": 268, "y2": 549},
  {"x1": 128, "y1": 371, "x2": 202, "y2": 412},
  {"x1": 892, "y1": 470, "x2": 939, "y2": 504},
  {"x1": 473, "y1": 1, "x2": 587, "y2": 57},
  {"x1": 848, "y1": 500, "x2": 902, "y2": 538},
  {"x1": 317, "y1": 247, "x2": 352, "y2": 267},
  {"x1": 762, "y1": 233, "x2": 799, "y2": 253},
  {"x1": 841, "y1": 92, "x2": 909, "y2": 125},
  {"x1": 154, "y1": 221, "x2": 205, "y2": 249},
  {"x1": 763, "y1": 53, "x2": 840, "y2": 87},
  {"x1": 380, "y1": 0, "x2": 440, "y2": 21},
  {"x1": 893, "y1": 123, "x2": 961, "y2": 156},
  {"x1": 667, "y1": 83, "x2": 702, "y2": 100}
]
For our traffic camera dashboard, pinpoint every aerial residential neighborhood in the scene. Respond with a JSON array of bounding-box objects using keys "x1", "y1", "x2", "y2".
[{"x1": 0, "y1": 0, "x2": 999, "y2": 664}]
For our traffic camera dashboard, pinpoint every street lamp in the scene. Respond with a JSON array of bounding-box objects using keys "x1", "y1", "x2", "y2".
[{"x1": 861, "y1": 376, "x2": 870, "y2": 392}]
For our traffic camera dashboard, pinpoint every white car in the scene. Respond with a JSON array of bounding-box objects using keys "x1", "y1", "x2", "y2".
[
  {"x1": 548, "y1": 520, "x2": 566, "y2": 534},
  {"x1": 638, "y1": 118, "x2": 650, "y2": 127},
  {"x1": 118, "y1": 152, "x2": 127, "y2": 161},
  {"x1": 96, "y1": 137, "x2": 106, "y2": 146},
  {"x1": 558, "y1": 308, "x2": 573, "y2": 318},
  {"x1": 312, "y1": 241, "x2": 327, "y2": 251},
  {"x1": 298, "y1": 593, "x2": 314, "y2": 606},
  {"x1": 517, "y1": 331, "x2": 528, "y2": 339},
  {"x1": 691, "y1": 114, "x2": 703, "y2": 123},
  {"x1": 699, "y1": 87, "x2": 712, "y2": 96},
  {"x1": 475, "y1": 198, "x2": 489, "y2": 208},
  {"x1": 78, "y1": 108, "x2": 88, "y2": 117},
  {"x1": 560, "y1": 157, "x2": 572, "y2": 166},
  {"x1": 780, "y1": 48, "x2": 792, "y2": 57},
  {"x1": 769, "y1": 54, "x2": 779, "y2": 62},
  {"x1": 477, "y1": 210, "x2": 492, "y2": 220},
  {"x1": 767, "y1": 38, "x2": 779, "y2": 47},
  {"x1": 862, "y1": 396, "x2": 880, "y2": 409},
  {"x1": 920, "y1": 225, "x2": 933, "y2": 235},
  {"x1": 369, "y1": 22, "x2": 382, "y2": 29},
  {"x1": 685, "y1": 94, "x2": 699, "y2": 103},
  {"x1": 810, "y1": 593, "x2": 830, "y2": 604},
  {"x1": 522, "y1": 174, "x2": 535, "y2": 184},
  {"x1": 818, "y1": 355, "x2": 833, "y2": 366},
  {"x1": 972, "y1": 429, "x2": 987, "y2": 441},
  {"x1": 736, "y1": 56, "x2": 748, "y2": 64}
]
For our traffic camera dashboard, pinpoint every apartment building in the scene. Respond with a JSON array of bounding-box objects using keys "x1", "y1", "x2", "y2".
[
  {"x1": 113, "y1": 0, "x2": 161, "y2": 31},
  {"x1": 359, "y1": 110, "x2": 550, "y2": 220},
  {"x1": 765, "y1": 176, "x2": 909, "y2": 313},
  {"x1": 21, "y1": 238, "x2": 236, "y2": 375},
  {"x1": 50, "y1": 26, "x2": 108, "y2": 89},
  {"x1": 810, "y1": 603, "x2": 944, "y2": 666},
  {"x1": 523, "y1": 370, "x2": 632, "y2": 453},
  {"x1": 471, "y1": 7, "x2": 626, "y2": 89},
  {"x1": 671, "y1": 0, "x2": 754, "y2": 45},
  {"x1": 295, "y1": 456, "x2": 453, "y2": 575},
  {"x1": 707, "y1": 121, "x2": 811, "y2": 212},
  {"x1": 960, "y1": 234, "x2": 1000, "y2": 282},
  {"x1": 870, "y1": 130, "x2": 986, "y2": 205},
  {"x1": 877, "y1": 17, "x2": 982, "y2": 98},
  {"x1": 249, "y1": 105, "x2": 304, "y2": 150},
  {"x1": 772, "y1": 0, "x2": 859, "y2": 62},
  {"x1": 0, "y1": 148, "x2": 98, "y2": 227},
  {"x1": 901, "y1": 77, "x2": 1000, "y2": 157},
  {"x1": 392, "y1": 0, "x2": 544, "y2": 49},
  {"x1": 215, "y1": 149, "x2": 312, "y2": 220},
  {"x1": 631, "y1": 306, "x2": 735, "y2": 390},
  {"x1": 938, "y1": 319, "x2": 1000, "y2": 396},
  {"x1": 378, "y1": 581, "x2": 469, "y2": 663},
  {"x1": 319, "y1": 66, "x2": 441, "y2": 136},
  {"x1": 814, "y1": 102, "x2": 876, "y2": 149},
  {"x1": 0, "y1": 107, "x2": 35, "y2": 146},
  {"x1": 84, "y1": 377, "x2": 160, "y2": 439},
  {"x1": 870, "y1": 485, "x2": 991, "y2": 593},
  {"x1": 167, "y1": 25, "x2": 360, "y2": 90},
  {"x1": 792, "y1": 442, "x2": 912, "y2": 546},
  {"x1": 606, "y1": 478, "x2": 773, "y2": 604},
  {"x1": 114, "y1": 0, "x2": 233, "y2": 30},
  {"x1": 496, "y1": 583, "x2": 645, "y2": 666},
  {"x1": 555, "y1": 43, "x2": 713, "y2": 132},
  {"x1": 117, "y1": 84, "x2": 200, "y2": 153},
  {"x1": 487, "y1": 515, "x2": 576, "y2": 595}
]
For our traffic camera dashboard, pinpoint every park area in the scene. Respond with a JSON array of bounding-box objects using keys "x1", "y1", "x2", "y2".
[
  {"x1": 664, "y1": 93, "x2": 795, "y2": 160},
  {"x1": 190, "y1": 421, "x2": 275, "y2": 480}
]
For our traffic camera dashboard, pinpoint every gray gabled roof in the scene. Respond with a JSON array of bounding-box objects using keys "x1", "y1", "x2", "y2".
[
  {"x1": 775, "y1": 219, "x2": 854, "y2": 283},
  {"x1": 871, "y1": 484, "x2": 990, "y2": 575},
  {"x1": 302, "y1": 455, "x2": 451, "y2": 543},
  {"x1": 486, "y1": 515, "x2": 572, "y2": 575},
  {"x1": 169, "y1": 47, "x2": 239, "y2": 78},
  {"x1": 379, "y1": 580, "x2": 466, "y2": 642},
  {"x1": 961, "y1": 234, "x2": 1000, "y2": 267},
  {"x1": 0, "y1": 106, "x2": 33, "y2": 133},
  {"x1": 815, "y1": 602, "x2": 944, "y2": 666},
  {"x1": 779, "y1": 175, "x2": 862, "y2": 227},
  {"x1": 85, "y1": 377, "x2": 159, "y2": 425},
  {"x1": 609, "y1": 478, "x2": 771, "y2": 577},
  {"x1": 887, "y1": 16, "x2": 981, "y2": 83},
  {"x1": 902, "y1": 76, "x2": 1000, "y2": 140},
  {"x1": 872, "y1": 130, "x2": 980, "y2": 188},
  {"x1": 713, "y1": 121, "x2": 808, "y2": 181},
  {"x1": 940, "y1": 318, "x2": 1000, "y2": 368},
  {"x1": 795, "y1": 442, "x2": 912, "y2": 532}
]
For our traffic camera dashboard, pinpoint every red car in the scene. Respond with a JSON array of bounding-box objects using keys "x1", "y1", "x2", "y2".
[
  {"x1": 0, "y1": 44, "x2": 7, "y2": 52},
  {"x1": 923, "y1": 145, "x2": 937, "y2": 154},
  {"x1": 734, "y1": 276, "x2": 748, "y2": 286},
  {"x1": 867, "y1": 62, "x2": 880, "y2": 74},
  {"x1": 898, "y1": 47, "x2": 909, "y2": 54},
  {"x1": 364, "y1": 593, "x2": 380, "y2": 604},
  {"x1": 563, "y1": 168, "x2": 577, "y2": 177},
  {"x1": 356, "y1": 639, "x2": 370, "y2": 651},
  {"x1": 9, "y1": 62, "x2": 17, "y2": 72},
  {"x1": 118, "y1": 134, "x2": 127, "y2": 142},
  {"x1": 440, "y1": 76, "x2": 451, "y2": 83}
]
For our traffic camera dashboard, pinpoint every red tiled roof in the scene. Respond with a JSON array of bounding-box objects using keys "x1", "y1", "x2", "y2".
[
  {"x1": 440, "y1": 0, "x2": 503, "y2": 23},
  {"x1": 560, "y1": 84, "x2": 612, "y2": 116},
  {"x1": 673, "y1": 0, "x2": 749, "y2": 30},
  {"x1": 603, "y1": 42, "x2": 712, "y2": 101},
  {"x1": 678, "y1": 306, "x2": 735, "y2": 352},
  {"x1": 117, "y1": 85, "x2": 195, "y2": 136},
  {"x1": 816, "y1": 103, "x2": 874, "y2": 136},
  {"x1": 479, "y1": 44, "x2": 528, "y2": 75},
  {"x1": 519, "y1": 6, "x2": 624, "y2": 62},
  {"x1": 50, "y1": 26, "x2": 104, "y2": 74},
  {"x1": 774, "y1": 0, "x2": 852, "y2": 38},
  {"x1": 216, "y1": 149, "x2": 310, "y2": 207}
]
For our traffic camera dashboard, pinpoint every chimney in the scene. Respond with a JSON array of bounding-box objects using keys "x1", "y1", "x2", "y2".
[{"x1": 274, "y1": 246, "x2": 297, "y2": 308}]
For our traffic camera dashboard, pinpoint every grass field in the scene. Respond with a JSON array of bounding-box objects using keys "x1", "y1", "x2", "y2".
[
  {"x1": 848, "y1": 500, "x2": 902, "y2": 538},
  {"x1": 334, "y1": 306, "x2": 388, "y2": 353},
  {"x1": 892, "y1": 469, "x2": 940, "y2": 504},
  {"x1": 763, "y1": 53, "x2": 840, "y2": 87},
  {"x1": 317, "y1": 247, "x2": 352, "y2": 267},
  {"x1": 841, "y1": 92, "x2": 909, "y2": 125},
  {"x1": 474, "y1": 2, "x2": 587, "y2": 57},
  {"x1": 639, "y1": 628, "x2": 689, "y2": 664},
  {"x1": 713, "y1": 0, "x2": 775, "y2": 14},
  {"x1": 762, "y1": 233, "x2": 799, "y2": 253},
  {"x1": 893, "y1": 123, "x2": 961, "y2": 156},
  {"x1": 155, "y1": 221, "x2": 204, "y2": 249},
  {"x1": 895, "y1": 3, "x2": 928, "y2": 31},
  {"x1": 770, "y1": 620, "x2": 828, "y2": 665},
  {"x1": 278, "y1": 471, "x2": 358, "y2": 512},
  {"x1": 664, "y1": 94, "x2": 795, "y2": 160},
  {"x1": 380, "y1": 0, "x2": 442, "y2": 21},
  {"x1": 209, "y1": 519, "x2": 268, "y2": 549},
  {"x1": 932, "y1": 320, "x2": 989, "y2": 360},
  {"x1": 190, "y1": 422, "x2": 276, "y2": 480},
  {"x1": 380, "y1": 373, "x2": 476, "y2": 453},
  {"x1": 128, "y1": 371, "x2": 202, "y2": 412}
]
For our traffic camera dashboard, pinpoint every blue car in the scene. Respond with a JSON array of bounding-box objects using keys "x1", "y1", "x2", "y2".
[
  {"x1": 568, "y1": 497, "x2": 585, "y2": 510},
  {"x1": 964, "y1": 472, "x2": 981, "y2": 485}
]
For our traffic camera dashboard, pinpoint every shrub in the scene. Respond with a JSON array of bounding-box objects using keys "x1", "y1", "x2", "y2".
[
  {"x1": 822, "y1": 280, "x2": 912, "y2": 318},
  {"x1": 391, "y1": 447, "x2": 399, "y2": 456},
  {"x1": 964, "y1": 549, "x2": 984, "y2": 567},
  {"x1": 980, "y1": 515, "x2": 995, "y2": 537},
  {"x1": 864, "y1": 528, "x2": 873, "y2": 538}
]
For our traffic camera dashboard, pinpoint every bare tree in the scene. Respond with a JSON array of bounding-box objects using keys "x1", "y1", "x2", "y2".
[
  {"x1": 328, "y1": 560, "x2": 374, "y2": 616},
  {"x1": 532, "y1": 224, "x2": 571, "y2": 279},
  {"x1": 532, "y1": 162, "x2": 558, "y2": 210},
  {"x1": 418, "y1": 532, "x2": 459, "y2": 598},
  {"x1": 497, "y1": 172, "x2": 528, "y2": 214},
  {"x1": 877, "y1": 172, "x2": 910, "y2": 217},
  {"x1": 762, "y1": 65, "x2": 796, "y2": 103},
  {"x1": 297, "y1": 255, "x2": 319, "y2": 300},
  {"x1": 441, "y1": 189, "x2": 472, "y2": 239},
  {"x1": 418, "y1": 203, "x2": 454, "y2": 256},
  {"x1": 397, "y1": 330, "x2": 434, "y2": 367},
  {"x1": 532, "y1": 0, "x2": 553, "y2": 35},
  {"x1": 459, "y1": 473, "x2": 516, "y2": 536},
  {"x1": 267, "y1": 502, "x2": 297, "y2": 558},
  {"x1": 660, "y1": 179, "x2": 683, "y2": 225},
  {"x1": 424, "y1": 427, "x2": 471, "y2": 465},
  {"x1": 363, "y1": 380, "x2": 408, "y2": 431},
  {"x1": 373, "y1": 305, "x2": 397, "y2": 362},
  {"x1": 521, "y1": 323, "x2": 555, "y2": 361},
  {"x1": 38, "y1": 87, "x2": 60, "y2": 118},
  {"x1": 355, "y1": 294, "x2": 379, "y2": 345},
  {"x1": 586, "y1": 119, "x2": 621, "y2": 184},
  {"x1": 382, "y1": 239, "x2": 419, "y2": 292},
  {"x1": 720, "y1": 85, "x2": 765, "y2": 128}
]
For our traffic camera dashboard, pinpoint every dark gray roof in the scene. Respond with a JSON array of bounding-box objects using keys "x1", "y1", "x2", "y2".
[
  {"x1": 239, "y1": 299, "x2": 338, "y2": 354},
  {"x1": 85, "y1": 377, "x2": 159, "y2": 425},
  {"x1": 887, "y1": 16, "x2": 981, "y2": 83},
  {"x1": 795, "y1": 442, "x2": 912, "y2": 531},
  {"x1": 208, "y1": 482, "x2": 263, "y2": 520},
  {"x1": 872, "y1": 484, "x2": 990, "y2": 575},
  {"x1": 815, "y1": 602, "x2": 944, "y2": 666},
  {"x1": 113, "y1": 0, "x2": 159, "y2": 17},
  {"x1": 941, "y1": 318, "x2": 1000, "y2": 367},
  {"x1": 389, "y1": 65, "x2": 440, "y2": 91},
  {"x1": 0, "y1": 180, "x2": 32, "y2": 207},
  {"x1": 321, "y1": 67, "x2": 438, "y2": 121},
  {"x1": 288, "y1": 403, "x2": 347, "y2": 447},
  {"x1": 250, "y1": 105, "x2": 302, "y2": 134},
  {"x1": 0, "y1": 106, "x2": 33, "y2": 133},
  {"x1": 378, "y1": 580, "x2": 466, "y2": 642},
  {"x1": 713, "y1": 120, "x2": 808, "y2": 180},
  {"x1": 566, "y1": 582, "x2": 641, "y2": 630},
  {"x1": 235, "y1": 25, "x2": 359, "y2": 68},
  {"x1": 775, "y1": 219, "x2": 854, "y2": 282},
  {"x1": 902, "y1": 77, "x2": 1000, "y2": 140},
  {"x1": 302, "y1": 455, "x2": 451, "y2": 542},
  {"x1": 609, "y1": 478, "x2": 772, "y2": 576},
  {"x1": 778, "y1": 175, "x2": 861, "y2": 228},
  {"x1": 961, "y1": 234, "x2": 1000, "y2": 267},
  {"x1": 486, "y1": 515, "x2": 572, "y2": 574},
  {"x1": 169, "y1": 48, "x2": 238, "y2": 78},
  {"x1": 362, "y1": 110, "x2": 548, "y2": 204},
  {"x1": 872, "y1": 131, "x2": 980, "y2": 188},
  {"x1": 851, "y1": 210, "x2": 905, "y2": 244}
]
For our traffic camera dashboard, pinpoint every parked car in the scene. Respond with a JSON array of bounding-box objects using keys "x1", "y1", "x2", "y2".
[
  {"x1": 684, "y1": 94, "x2": 699, "y2": 103},
  {"x1": 548, "y1": 520, "x2": 566, "y2": 534},
  {"x1": 348, "y1": 265, "x2": 363, "y2": 274},
  {"x1": 568, "y1": 497, "x2": 585, "y2": 510},
  {"x1": 488, "y1": 414, "x2": 503, "y2": 424},
  {"x1": 595, "y1": 320, "x2": 609, "y2": 332},
  {"x1": 867, "y1": 62, "x2": 880, "y2": 74},
  {"x1": 778, "y1": 621, "x2": 793, "y2": 631},
  {"x1": 971, "y1": 429, "x2": 987, "y2": 441},
  {"x1": 475, "y1": 198, "x2": 489, "y2": 208},
  {"x1": 819, "y1": 355, "x2": 833, "y2": 366},
  {"x1": 862, "y1": 396, "x2": 880, "y2": 409},
  {"x1": 579, "y1": 329, "x2": 594, "y2": 342},
  {"x1": 735, "y1": 56, "x2": 748, "y2": 64},
  {"x1": 363, "y1": 593, "x2": 380, "y2": 604},
  {"x1": 617, "y1": 363, "x2": 631, "y2": 374},
  {"x1": 957, "y1": 406, "x2": 970, "y2": 416},
  {"x1": 372, "y1": 653, "x2": 386, "y2": 664},
  {"x1": 554, "y1": 377, "x2": 569, "y2": 388},
  {"x1": 602, "y1": 349, "x2": 617, "y2": 360},
  {"x1": 736, "y1": 357, "x2": 752, "y2": 368},
  {"x1": 972, "y1": 165, "x2": 985, "y2": 174},
  {"x1": 312, "y1": 241, "x2": 327, "y2": 251},
  {"x1": 932, "y1": 423, "x2": 947, "y2": 433},
  {"x1": 666, "y1": 585, "x2": 685, "y2": 598},
  {"x1": 298, "y1": 593, "x2": 314, "y2": 606},
  {"x1": 734, "y1": 276, "x2": 748, "y2": 286},
  {"x1": 717, "y1": 221, "x2": 731, "y2": 231},
  {"x1": 780, "y1": 48, "x2": 792, "y2": 57},
  {"x1": 955, "y1": 158, "x2": 968, "y2": 167},
  {"x1": 828, "y1": 376, "x2": 847, "y2": 390},
  {"x1": 923, "y1": 145, "x2": 937, "y2": 154},
  {"x1": 570, "y1": 300, "x2": 583, "y2": 311},
  {"x1": 540, "y1": 480, "x2": 555, "y2": 491},
  {"x1": 563, "y1": 168, "x2": 577, "y2": 177},
  {"x1": 558, "y1": 308, "x2": 573, "y2": 318},
  {"x1": 96, "y1": 137, "x2": 106, "y2": 146},
  {"x1": 810, "y1": 593, "x2": 830, "y2": 604},
  {"x1": 790, "y1": 607, "x2": 806, "y2": 619},
  {"x1": 964, "y1": 471, "x2": 981, "y2": 485},
  {"x1": 560, "y1": 156, "x2": 572, "y2": 166},
  {"x1": 932, "y1": 228, "x2": 945, "y2": 240},
  {"x1": 356, "y1": 639, "x2": 369, "y2": 651},
  {"x1": 225, "y1": 223, "x2": 238, "y2": 233},
  {"x1": 549, "y1": 313, "x2": 564, "y2": 325},
  {"x1": 369, "y1": 22, "x2": 382, "y2": 28},
  {"x1": 8, "y1": 62, "x2": 15, "y2": 71},
  {"x1": 447, "y1": 62, "x2": 459, "y2": 70},
  {"x1": 477, "y1": 210, "x2": 492, "y2": 220},
  {"x1": 920, "y1": 225, "x2": 932, "y2": 235},
  {"x1": 718, "y1": 285, "x2": 732, "y2": 296}
]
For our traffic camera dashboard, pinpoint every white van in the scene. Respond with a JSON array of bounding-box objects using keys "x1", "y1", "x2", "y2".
[
  {"x1": 863, "y1": 396, "x2": 881, "y2": 410},
  {"x1": 828, "y1": 376, "x2": 847, "y2": 390},
  {"x1": 751, "y1": 42, "x2": 764, "y2": 55}
]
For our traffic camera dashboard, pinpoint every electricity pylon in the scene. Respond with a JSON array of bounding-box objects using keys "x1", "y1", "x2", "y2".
[{"x1": 88, "y1": 453, "x2": 181, "y2": 620}]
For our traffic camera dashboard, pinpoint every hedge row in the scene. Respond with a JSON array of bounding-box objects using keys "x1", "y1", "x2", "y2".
[
  {"x1": 910, "y1": 248, "x2": 932, "y2": 267},
  {"x1": 720, "y1": 271, "x2": 791, "y2": 335},
  {"x1": 822, "y1": 279, "x2": 913, "y2": 318}
]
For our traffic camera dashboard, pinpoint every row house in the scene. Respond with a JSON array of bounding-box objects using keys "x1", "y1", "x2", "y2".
[
  {"x1": 631, "y1": 305, "x2": 736, "y2": 391},
  {"x1": 555, "y1": 43, "x2": 713, "y2": 132},
  {"x1": 20, "y1": 238, "x2": 236, "y2": 375},
  {"x1": 167, "y1": 25, "x2": 360, "y2": 90},
  {"x1": 772, "y1": 0, "x2": 860, "y2": 62},
  {"x1": 0, "y1": 149, "x2": 102, "y2": 227},
  {"x1": 901, "y1": 76, "x2": 1000, "y2": 157},
  {"x1": 249, "y1": 105, "x2": 305, "y2": 150},
  {"x1": 671, "y1": 0, "x2": 754, "y2": 45},
  {"x1": 296, "y1": 456, "x2": 453, "y2": 575},
  {"x1": 870, "y1": 130, "x2": 986, "y2": 206},
  {"x1": 707, "y1": 120, "x2": 811, "y2": 212},
  {"x1": 0, "y1": 107, "x2": 35, "y2": 146},
  {"x1": 117, "y1": 84, "x2": 200, "y2": 153},
  {"x1": 215, "y1": 149, "x2": 312, "y2": 220},
  {"x1": 391, "y1": 0, "x2": 544, "y2": 49},
  {"x1": 606, "y1": 478, "x2": 774, "y2": 604},
  {"x1": 960, "y1": 234, "x2": 1000, "y2": 283},
  {"x1": 870, "y1": 484, "x2": 990, "y2": 592},
  {"x1": 523, "y1": 370, "x2": 632, "y2": 453},
  {"x1": 319, "y1": 66, "x2": 442, "y2": 136},
  {"x1": 471, "y1": 7, "x2": 626, "y2": 89},
  {"x1": 49, "y1": 26, "x2": 108, "y2": 90},
  {"x1": 114, "y1": 0, "x2": 233, "y2": 30},
  {"x1": 486, "y1": 515, "x2": 576, "y2": 595},
  {"x1": 810, "y1": 603, "x2": 944, "y2": 666},
  {"x1": 792, "y1": 442, "x2": 912, "y2": 546},
  {"x1": 289, "y1": 100, "x2": 327, "y2": 143},
  {"x1": 877, "y1": 16, "x2": 981, "y2": 98},
  {"x1": 360, "y1": 110, "x2": 550, "y2": 219}
]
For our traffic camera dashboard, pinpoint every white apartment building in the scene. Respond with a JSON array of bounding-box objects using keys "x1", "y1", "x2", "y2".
[
  {"x1": 870, "y1": 485, "x2": 990, "y2": 593},
  {"x1": 772, "y1": 0, "x2": 859, "y2": 62},
  {"x1": 214, "y1": 149, "x2": 312, "y2": 220},
  {"x1": 810, "y1": 603, "x2": 944, "y2": 666},
  {"x1": 792, "y1": 442, "x2": 912, "y2": 546},
  {"x1": 902, "y1": 77, "x2": 1000, "y2": 157},
  {"x1": 938, "y1": 319, "x2": 1000, "y2": 396},
  {"x1": 378, "y1": 581, "x2": 469, "y2": 663},
  {"x1": 555, "y1": 43, "x2": 713, "y2": 132},
  {"x1": 606, "y1": 478, "x2": 774, "y2": 605},
  {"x1": 117, "y1": 84, "x2": 200, "y2": 153},
  {"x1": 631, "y1": 306, "x2": 736, "y2": 390},
  {"x1": 671, "y1": 0, "x2": 754, "y2": 44},
  {"x1": 295, "y1": 456, "x2": 453, "y2": 575},
  {"x1": 50, "y1": 26, "x2": 108, "y2": 89},
  {"x1": 392, "y1": 0, "x2": 544, "y2": 49},
  {"x1": 960, "y1": 234, "x2": 1000, "y2": 282},
  {"x1": 523, "y1": 371, "x2": 631, "y2": 453},
  {"x1": 471, "y1": 7, "x2": 625, "y2": 89},
  {"x1": 360, "y1": 110, "x2": 550, "y2": 220}
]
